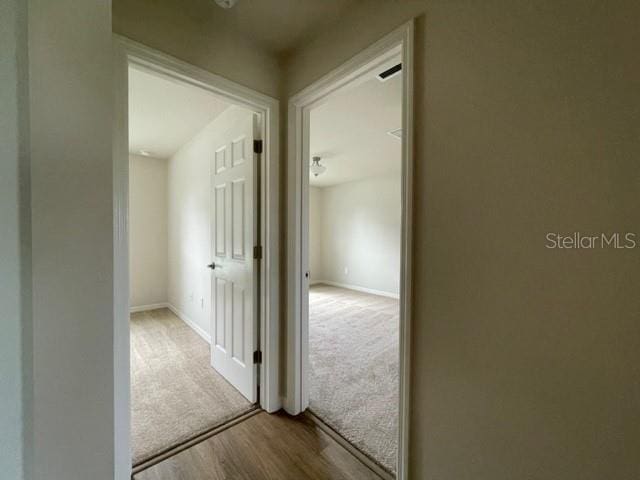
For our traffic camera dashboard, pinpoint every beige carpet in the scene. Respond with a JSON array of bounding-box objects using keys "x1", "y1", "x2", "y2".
[
  {"x1": 308, "y1": 284, "x2": 399, "y2": 474},
  {"x1": 131, "y1": 308, "x2": 252, "y2": 465}
]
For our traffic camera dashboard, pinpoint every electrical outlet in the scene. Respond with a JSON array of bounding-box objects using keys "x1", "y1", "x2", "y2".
[
  {"x1": 200, "y1": 297, "x2": 204, "y2": 309},
  {"x1": 344, "y1": 267, "x2": 349, "y2": 275}
]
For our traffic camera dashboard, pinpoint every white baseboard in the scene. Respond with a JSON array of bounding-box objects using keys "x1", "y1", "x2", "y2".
[
  {"x1": 129, "y1": 302, "x2": 169, "y2": 313},
  {"x1": 166, "y1": 303, "x2": 211, "y2": 344},
  {"x1": 313, "y1": 280, "x2": 399, "y2": 299}
]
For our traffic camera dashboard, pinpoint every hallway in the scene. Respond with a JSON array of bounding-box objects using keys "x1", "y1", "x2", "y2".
[{"x1": 133, "y1": 411, "x2": 382, "y2": 480}]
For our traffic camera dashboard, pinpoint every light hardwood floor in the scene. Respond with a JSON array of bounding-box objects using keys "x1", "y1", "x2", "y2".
[{"x1": 133, "y1": 411, "x2": 382, "y2": 480}]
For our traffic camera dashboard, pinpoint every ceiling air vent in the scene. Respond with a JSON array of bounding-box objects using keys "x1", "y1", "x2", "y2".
[{"x1": 377, "y1": 63, "x2": 402, "y2": 82}]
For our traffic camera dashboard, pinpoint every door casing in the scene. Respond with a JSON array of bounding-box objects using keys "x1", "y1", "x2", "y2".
[
  {"x1": 285, "y1": 21, "x2": 414, "y2": 480},
  {"x1": 113, "y1": 35, "x2": 280, "y2": 476}
]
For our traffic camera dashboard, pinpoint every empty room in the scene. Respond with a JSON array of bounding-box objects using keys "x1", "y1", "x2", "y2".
[
  {"x1": 128, "y1": 64, "x2": 261, "y2": 468},
  {"x1": 306, "y1": 55, "x2": 403, "y2": 476}
]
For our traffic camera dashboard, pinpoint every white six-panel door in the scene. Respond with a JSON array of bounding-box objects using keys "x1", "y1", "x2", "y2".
[{"x1": 210, "y1": 108, "x2": 258, "y2": 403}]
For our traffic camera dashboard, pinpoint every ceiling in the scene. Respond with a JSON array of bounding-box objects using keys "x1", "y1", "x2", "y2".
[
  {"x1": 309, "y1": 59, "x2": 402, "y2": 188},
  {"x1": 128, "y1": 66, "x2": 231, "y2": 159},
  {"x1": 212, "y1": 0, "x2": 356, "y2": 55},
  {"x1": 114, "y1": 0, "x2": 358, "y2": 59}
]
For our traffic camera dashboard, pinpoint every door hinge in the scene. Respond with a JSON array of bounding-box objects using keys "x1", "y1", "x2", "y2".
[
  {"x1": 253, "y1": 139, "x2": 263, "y2": 154},
  {"x1": 253, "y1": 350, "x2": 262, "y2": 364},
  {"x1": 253, "y1": 245, "x2": 262, "y2": 260}
]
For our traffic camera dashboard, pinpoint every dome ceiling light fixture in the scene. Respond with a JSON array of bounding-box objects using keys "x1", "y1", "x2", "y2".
[
  {"x1": 310, "y1": 156, "x2": 326, "y2": 177},
  {"x1": 214, "y1": 0, "x2": 238, "y2": 8}
]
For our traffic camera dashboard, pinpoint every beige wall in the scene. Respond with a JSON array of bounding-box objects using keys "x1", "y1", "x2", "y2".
[
  {"x1": 129, "y1": 155, "x2": 168, "y2": 308},
  {"x1": 284, "y1": 1, "x2": 640, "y2": 478},
  {"x1": 112, "y1": 0, "x2": 281, "y2": 98},
  {"x1": 28, "y1": 0, "x2": 115, "y2": 479},
  {"x1": 310, "y1": 176, "x2": 401, "y2": 295}
]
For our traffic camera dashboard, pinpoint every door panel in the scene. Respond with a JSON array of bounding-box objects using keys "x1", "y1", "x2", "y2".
[
  {"x1": 214, "y1": 184, "x2": 227, "y2": 257},
  {"x1": 210, "y1": 108, "x2": 258, "y2": 403},
  {"x1": 231, "y1": 136, "x2": 246, "y2": 167},
  {"x1": 215, "y1": 146, "x2": 227, "y2": 174},
  {"x1": 232, "y1": 283, "x2": 245, "y2": 365},
  {"x1": 214, "y1": 277, "x2": 227, "y2": 351},
  {"x1": 231, "y1": 179, "x2": 246, "y2": 260}
]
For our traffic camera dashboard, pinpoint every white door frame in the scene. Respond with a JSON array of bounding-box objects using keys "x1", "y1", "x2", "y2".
[
  {"x1": 285, "y1": 21, "x2": 414, "y2": 479},
  {"x1": 113, "y1": 35, "x2": 280, "y2": 475}
]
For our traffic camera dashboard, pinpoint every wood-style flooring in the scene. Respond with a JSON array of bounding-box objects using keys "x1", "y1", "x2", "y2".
[{"x1": 133, "y1": 411, "x2": 382, "y2": 480}]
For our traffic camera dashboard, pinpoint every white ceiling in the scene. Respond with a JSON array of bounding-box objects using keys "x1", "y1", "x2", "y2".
[
  {"x1": 309, "y1": 60, "x2": 402, "y2": 187},
  {"x1": 128, "y1": 66, "x2": 231, "y2": 159}
]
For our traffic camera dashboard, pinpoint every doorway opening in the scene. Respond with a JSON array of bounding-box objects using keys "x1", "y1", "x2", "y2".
[
  {"x1": 307, "y1": 52, "x2": 403, "y2": 475},
  {"x1": 128, "y1": 65, "x2": 258, "y2": 466},
  {"x1": 113, "y1": 37, "x2": 280, "y2": 475},
  {"x1": 286, "y1": 22, "x2": 414, "y2": 480}
]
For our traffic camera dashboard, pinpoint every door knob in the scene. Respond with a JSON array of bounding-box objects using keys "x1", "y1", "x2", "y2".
[{"x1": 207, "y1": 262, "x2": 216, "y2": 270}]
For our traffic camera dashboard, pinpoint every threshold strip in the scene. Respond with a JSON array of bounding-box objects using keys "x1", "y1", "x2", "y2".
[{"x1": 131, "y1": 406, "x2": 261, "y2": 477}]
